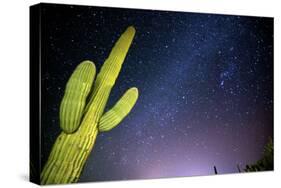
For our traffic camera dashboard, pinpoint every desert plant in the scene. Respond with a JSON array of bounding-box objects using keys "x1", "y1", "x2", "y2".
[
  {"x1": 244, "y1": 138, "x2": 273, "y2": 172},
  {"x1": 40, "y1": 26, "x2": 138, "y2": 184}
]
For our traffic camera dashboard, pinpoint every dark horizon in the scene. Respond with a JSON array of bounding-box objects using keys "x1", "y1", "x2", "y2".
[{"x1": 41, "y1": 4, "x2": 273, "y2": 182}]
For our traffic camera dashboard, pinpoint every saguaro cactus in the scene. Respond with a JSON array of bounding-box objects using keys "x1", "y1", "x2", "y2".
[{"x1": 41, "y1": 26, "x2": 138, "y2": 185}]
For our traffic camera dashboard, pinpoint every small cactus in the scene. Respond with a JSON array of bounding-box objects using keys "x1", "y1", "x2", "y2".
[{"x1": 40, "y1": 26, "x2": 138, "y2": 184}]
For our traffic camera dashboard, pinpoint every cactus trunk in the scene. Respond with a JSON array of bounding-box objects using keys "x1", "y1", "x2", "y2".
[
  {"x1": 40, "y1": 26, "x2": 138, "y2": 184},
  {"x1": 41, "y1": 121, "x2": 99, "y2": 184}
]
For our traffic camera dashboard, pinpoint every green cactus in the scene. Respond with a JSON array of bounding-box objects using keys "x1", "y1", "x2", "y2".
[
  {"x1": 60, "y1": 61, "x2": 96, "y2": 133},
  {"x1": 41, "y1": 26, "x2": 138, "y2": 185}
]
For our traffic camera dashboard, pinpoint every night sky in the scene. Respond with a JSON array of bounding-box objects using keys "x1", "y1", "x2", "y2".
[{"x1": 41, "y1": 3, "x2": 273, "y2": 182}]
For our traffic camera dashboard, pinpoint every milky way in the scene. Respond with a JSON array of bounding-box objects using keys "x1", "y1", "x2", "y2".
[{"x1": 40, "y1": 4, "x2": 273, "y2": 182}]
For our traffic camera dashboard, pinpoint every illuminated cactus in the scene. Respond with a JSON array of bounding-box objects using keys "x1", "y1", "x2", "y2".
[
  {"x1": 60, "y1": 61, "x2": 96, "y2": 133},
  {"x1": 40, "y1": 26, "x2": 138, "y2": 184}
]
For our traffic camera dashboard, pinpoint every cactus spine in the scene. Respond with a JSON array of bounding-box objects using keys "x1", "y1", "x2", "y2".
[{"x1": 41, "y1": 26, "x2": 138, "y2": 184}]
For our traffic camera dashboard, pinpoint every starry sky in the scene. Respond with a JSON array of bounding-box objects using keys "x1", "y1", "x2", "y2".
[{"x1": 40, "y1": 3, "x2": 273, "y2": 182}]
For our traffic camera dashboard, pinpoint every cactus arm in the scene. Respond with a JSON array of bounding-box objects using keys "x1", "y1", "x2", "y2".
[
  {"x1": 99, "y1": 87, "x2": 138, "y2": 132},
  {"x1": 59, "y1": 61, "x2": 96, "y2": 133},
  {"x1": 85, "y1": 26, "x2": 136, "y2": 113}
]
